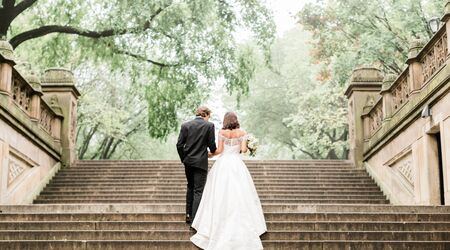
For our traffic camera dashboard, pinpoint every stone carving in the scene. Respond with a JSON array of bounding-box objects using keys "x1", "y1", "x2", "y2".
[
  {"x1": 397, "y1": 160, "x2": 413, "y2": 185},
  {"x1": 41, "y1": 68, "x2": 75, "y2": 84},
  {"x1": 8, "y1": 156, "x2": 26, "y2": 185},
  {"x1": 369, "y1": 100, "x2": 383, "y2": 136},
  {"x1": 421, "y1": 31, "x2": 448, "y2": 84},
  {"x1": 391, "y1": 74, "x2": 409, "y2": 112},
  {"x1": 388, "y1": 151, "x2": 414, "y2": 192},
  {"x1": 39, "y1": 102, "x2": 53, "y2": 134},
  {"x1": 11, "y1": 72, "x2": 32, "y2": 115},
  {"x1": 348, "y1": 100, "x2": 354, "y2": 145},
  {"x1": 71, "y1": 102, "x2": 76, "y2": 144}
]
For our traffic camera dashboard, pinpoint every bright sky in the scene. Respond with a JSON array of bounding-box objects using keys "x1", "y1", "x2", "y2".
[{"x1": 267, "y1": 0, "x2": 315, "y2": 36}]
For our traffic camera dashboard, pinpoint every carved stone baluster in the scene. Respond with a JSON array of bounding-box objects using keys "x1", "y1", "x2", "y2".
[
  {"x1": 381, "y1": 74, "x2": 396, "y2": 122},
  {"x1": 407, "y1": 39, "x2": 425, "y2": 96},
  {"x1": 0, "y1": 40, "x2": 15, "y2": 96},
  {"x1": 26, "y1": 72, "x2": 43, "y2": 122}
]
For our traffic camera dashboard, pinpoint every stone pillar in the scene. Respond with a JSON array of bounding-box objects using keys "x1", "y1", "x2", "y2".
[
  {"x1": 361, "y1": 96, "x2": 375, "y2": 141},
  {"x1": 345, "y1": 66, "x2": 383, "y2": 168},
  {"x1": 406, "y1": 39, "x2": 425, "y2": 95},
  {"x1": 26, "y1": 72, "x2": 43, "y2": 122},
  {"x1": 0, "y1": 140, "x2": 8, "y2": 204},
  {"x1": 0, "y1": 40, "x2": 15, "y2": 95},
  {"x1": 380, "y1": 74, "x2": 396, "y2": 122},
  {"x1": 441, "y1": 118, "x2": 450, "y2": 204},
  {"x1": 41, "y1": 68, "x2": 81, "y2": 168},
  {"x1": 48, "y1": 95, "x2": 64, "y2": 143},
  {"x1": 443, "y1": 1, "x2": 450, "y2": 59},
  {"x1": 422, "y1": 132, "x2": 442, "y2": 205}
]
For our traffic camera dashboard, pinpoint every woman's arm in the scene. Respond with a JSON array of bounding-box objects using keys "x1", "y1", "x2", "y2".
[
  {"x1": 240, "y1": 132, "x2": 248, "y2": 153},
  {"x1": 209, "y1": 131, "x2": 224, "y2": 157}
]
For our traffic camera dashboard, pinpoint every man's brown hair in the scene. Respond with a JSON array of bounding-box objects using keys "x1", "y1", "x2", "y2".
[{"x1": 196, "y1": 106, "x2": 212, "y2": 118}]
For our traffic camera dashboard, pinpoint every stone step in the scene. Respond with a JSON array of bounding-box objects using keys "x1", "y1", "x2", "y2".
[
  {"x1": 2, "y1": 212, "x2": 449, "y2": 222},
  {"x1": 2, "y1": 221, "x2": 449, "y2": 231},
  {"x1": 46, "y1": 179, "x2": 378, "y2": 184},
  {"x1": 76, "y1": 160, "x2": 350, "y2": 165},
  {"x1": 1, "y1": 240, "x2": 448, "y2": 250},
  {"x1": 4, "y1": 204, "x2": 450, "y2": 213},
  {"x1": 43, "y1": 184, "x2": 380, "y2": 190},
  {"x1": 51, "y1": 176, "x2": 375, "y2": 180},
  {"x1": 55, "y1": 172, "x2": 370, "y2": 177},
  {"x1": 70, "y1": 166, "x2": 358, "y2": 173},
  {"x1": 42, "y1": 186, "x2": 383, "y2": 192},
  {"x1": 35, "y1": 194, "x2": 387, "y2": 199},
  {"x1": 39, "y1": 190, "x2": 385, "y2": 196},
  {"x1": 33, "y1": 199, "x2": 389, "y2": 204},
  {"x1": 1, "y1": 230, "x2": 449, "y2": 241}
]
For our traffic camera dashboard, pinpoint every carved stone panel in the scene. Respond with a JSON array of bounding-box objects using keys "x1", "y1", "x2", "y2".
[
  {"x1": 388, "y1": 150, "x2": 414, "y2": 194},
  {"x1": 7, "y1": 153, "x2": 32, "y2": 187}
]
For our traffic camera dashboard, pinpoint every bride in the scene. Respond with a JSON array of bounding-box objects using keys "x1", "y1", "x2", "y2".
[{"x1": 190, "y1": 112, "x2": 267, "y2": 250}]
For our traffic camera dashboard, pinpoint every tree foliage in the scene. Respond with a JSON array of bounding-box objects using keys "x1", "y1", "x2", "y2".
[
  {"x1": 225, "y1": 27, "x2": 348, "y2": 159},
  {"x1": 298, "y1": 0, "x2": 442, "y2": 84},
  {"x1": 1, "y1": 0, "x2": 275, "y2": 140}
]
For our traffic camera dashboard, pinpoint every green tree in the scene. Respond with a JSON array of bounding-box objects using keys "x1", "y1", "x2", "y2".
[
  {"x1": 298, "y1": 0, "x2": 442, "y2": 84},
  {"x1": 224, "y1": 27, "x2": 347, "y2": 159},
  {"x1": 281, "y1": 0, "x2": 445, "y2": 159},
  {"x1": 1, "y1": 0, "x2": 275, "y2": 139}
]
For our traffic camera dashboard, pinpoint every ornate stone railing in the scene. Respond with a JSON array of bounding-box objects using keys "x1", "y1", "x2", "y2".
[
  {"x1": 345, "y1": 12, "x2": 450, "y2": 168},
  {"x1": 39, "y1": 100, "x2": 55, "y2": 135},
  {"x1": 420, "y1": 28, "x2": 448, "y2": 85},
  {"x1": 357, "y1": 24, "x2": 448, "y2": 146},
  {"x1": 0, "y1": 39, "x2": 80, "y2": 205},
  {"x1": 368, "y1": 98, "x2": 383, "y2": 137},
  {"x1": 11, "y1": 71, "x2": 33, "y2": 116},
  {"x1": 390, "y1": 70, "x2": 410, "y2": 113}
]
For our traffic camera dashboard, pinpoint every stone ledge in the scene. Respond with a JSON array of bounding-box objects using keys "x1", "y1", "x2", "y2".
[
  {"x1": 0, "y1": 95, "x2": 61, "y2": 160},
  {"x1": 363, "y1": 62, "x2": 450, "y2": 159}
]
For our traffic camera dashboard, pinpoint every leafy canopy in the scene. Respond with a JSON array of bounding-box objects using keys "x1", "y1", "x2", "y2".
[{"x1": 1, "y1": 0, "x2": 275, "y2": 139}]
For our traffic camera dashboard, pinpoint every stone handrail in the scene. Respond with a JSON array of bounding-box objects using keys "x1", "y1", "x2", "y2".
[
  {"x1": 0, "y1": 40, "x2": 80, "y2": 205},
  {"x1": 11, "y1": 70, "x2": 33, "y2": 116},
  {"x1": 388, "y1": 70, "x2": 410, "y2": 114},
  {"x1": 364, "y1": 97, "x2": 383, "y2": 138},
  {"x1": 345, "y1": 11, "x2": 450, "y2": 168},
  {"x1": 39, "y1": 99, "x2": 56, "y2": 136},
  {"x1": 361, "y1": 25, "x2": 448, "y2": 144},
  {"x1": 418, "y1": 26, "x2": 448, "y2": 86}
]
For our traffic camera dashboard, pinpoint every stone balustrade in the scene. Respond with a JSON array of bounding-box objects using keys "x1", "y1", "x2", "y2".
[
  {"x1": 0, "y1": 40, "x2": 79, "y2": 205},
  {"x1": 345, "y1": 2, "x2": 450, "y2": 205}
]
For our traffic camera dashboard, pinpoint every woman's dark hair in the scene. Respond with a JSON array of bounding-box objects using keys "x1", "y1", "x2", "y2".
[{"x1": 222, "y1": 112, "x2": 240, "y2": 130}]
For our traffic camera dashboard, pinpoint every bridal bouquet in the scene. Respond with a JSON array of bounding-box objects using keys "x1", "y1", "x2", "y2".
[{"x1": 246, "y1": 133, "x2": 259, "y2": 157}]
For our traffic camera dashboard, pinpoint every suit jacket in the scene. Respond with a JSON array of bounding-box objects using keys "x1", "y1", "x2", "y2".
[{"x1": 176, "y1": 117, "x2": 217, "y2": 170}]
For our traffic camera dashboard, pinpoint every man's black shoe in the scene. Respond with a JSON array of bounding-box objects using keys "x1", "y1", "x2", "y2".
[{"x1": 185, "y1": 214, "x2": 192, "y2": 224}]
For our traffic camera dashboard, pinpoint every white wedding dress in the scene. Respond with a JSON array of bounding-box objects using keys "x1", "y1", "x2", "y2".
[{"x1": 190, "y1": 134, "x2": 267, "y2": 250}]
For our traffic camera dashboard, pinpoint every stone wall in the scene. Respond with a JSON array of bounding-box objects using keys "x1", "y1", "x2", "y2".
[
  {"x1": 346, "y1": 4, "x2": 450, "y2": 205},
  {"x1": 0, "y1": 40, "x2": 79, "y2": 205}
]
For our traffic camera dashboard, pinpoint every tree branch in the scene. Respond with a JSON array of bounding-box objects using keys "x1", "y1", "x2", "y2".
[
  {"x1": 9, "y1": 6, "x2": 166, "y2": 48},
  {"x1": 112, "y1": 47, "x2": 180, "y2": 67},
  {"x1": 12, "y1": 0, "x2": 37, "y2": 18},
  {"x1": 2, "y1": 0, "x2": 15, "y2": 8}
]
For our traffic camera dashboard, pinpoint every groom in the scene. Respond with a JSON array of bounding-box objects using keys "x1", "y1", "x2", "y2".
[{"x1": 176, "y1": 106, "x2": 217, "y2": 225}]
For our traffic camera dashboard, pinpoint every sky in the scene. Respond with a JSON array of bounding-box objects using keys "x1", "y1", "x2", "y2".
[{"x1": 267, "y1": 0, "x2": 315, "y2": 36}]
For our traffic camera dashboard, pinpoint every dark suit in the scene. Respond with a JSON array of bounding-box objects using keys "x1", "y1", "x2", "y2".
[{"x1": 176, "y1": 116, "x2": 216, "y2": 220}]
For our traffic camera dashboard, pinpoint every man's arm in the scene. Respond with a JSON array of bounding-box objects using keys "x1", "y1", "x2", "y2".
[
  {"x1": 176, "y1": 124, "x2": 187, "y2": 162},
  {"x1": 207, "y1": 123, "x2": 217, "y2": 154}
]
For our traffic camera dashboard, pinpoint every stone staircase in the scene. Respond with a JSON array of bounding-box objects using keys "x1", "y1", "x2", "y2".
[{"x1": 1, "y1": 160, "x2": 449, "y2": 249}]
